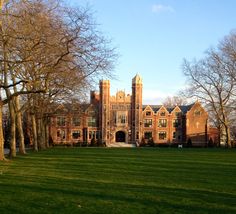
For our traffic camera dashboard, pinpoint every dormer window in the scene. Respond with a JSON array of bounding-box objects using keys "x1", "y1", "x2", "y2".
[
  {"x1": 146, "y1": 111, "x2": 151, "y2": 116},
  {"x1": 57, "y1": 117, "x2": 66, "y2": 126},
  {"x1": 194, "y1": 110, "x2": 201, "y2": 116},
  {"x1": 160, "y1": 112, "x2": 165, "y2": 116},
  {"x1": 175, "y1": 112, "x2": 181, "y2": 117},
  {"x1": 88, "y1": 110, "x2": 95, "y2": 116},
  {"x1": 72, "y1": 117, "x2": 81, "y2": 126}
]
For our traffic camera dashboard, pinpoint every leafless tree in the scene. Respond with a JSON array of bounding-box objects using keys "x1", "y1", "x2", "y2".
[
  {"x1": 182, "y1": 31, "x2": 236, "y2": 147},
  {"x1": 0, "y1": 0, "x2": 117, "y2": 160},
  {"x1": 162, "y1": 95, "x2": 187, "y2": 107}
]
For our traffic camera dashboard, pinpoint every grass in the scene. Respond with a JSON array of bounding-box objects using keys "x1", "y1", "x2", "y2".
[{"x1": 0, "y1": 148, "x2": 236, "y2": 214}]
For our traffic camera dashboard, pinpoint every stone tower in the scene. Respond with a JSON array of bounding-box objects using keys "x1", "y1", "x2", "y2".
[
  {"x1": 131, "y1": 74, "x2": 143, "y2": 143},
  {"x1": 99, "y1": 80, "x2": 110, "y2": 144}
]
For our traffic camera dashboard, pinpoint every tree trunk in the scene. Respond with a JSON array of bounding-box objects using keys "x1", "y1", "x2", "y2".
[
  {"x1": 37, "y1": 117, "x2": 46, "y2": 150},
  {"x1": 0, "y1": 1, "x2": 5, "y2": 161},
  {"x1": 41, "y1": 118, "x2": 46, "y2": 148},
  {"x1": 0, "y1": 101, "x2": 5, "y2": 161},
  {"x1": 26, "y1": 112, "x2": 33, "y2": 146},
  {"x1": 15, "y1": 96, "x2": 26, "y2": 154},
  {"x1": 44, "y1": 117, "x2": 49, "y2": 148},
  {"x1": 220, "y1": 106, "x2": 232, "y2": 148},
  {"x1": 12, "y1": 71, "x2": 26, "y2": 154},
  {"x1": 8, "y1": 100, "x2": 16, "y2": 158},
  {"x1": 225, "y1": 124, "x2": 232, "y2": 148},
  {"x1": 31, "y1": 113, "x2": 38, "y2": 152}
]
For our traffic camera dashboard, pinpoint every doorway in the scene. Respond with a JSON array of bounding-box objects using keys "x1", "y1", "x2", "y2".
[{"x1": 115, "y1": 131, "x2": 126, "y2": 142}]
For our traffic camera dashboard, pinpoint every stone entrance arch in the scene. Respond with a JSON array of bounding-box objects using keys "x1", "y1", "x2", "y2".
[{"x1": 116, "y1": 131, "x2": 126, "y2": 142}]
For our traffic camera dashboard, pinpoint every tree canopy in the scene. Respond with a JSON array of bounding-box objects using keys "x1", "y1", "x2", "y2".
[{"x1": 0, "y1": 0, "x2": 117, "y2": 160}]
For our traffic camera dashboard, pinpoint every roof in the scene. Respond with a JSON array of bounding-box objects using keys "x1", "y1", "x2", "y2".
[
  {"x1": 49, "y1": 102, "x2": 96, "y2": 115},
  {"x1": 179, "y1": 103, "x2": 195, "y2": 114},
  {"x1": 132, "y1": 74, "x2": 142, "y2": 84},
  {"x1": 142, "y1": 105, "x2": 162, "y2": 112},
  {"x1": 142, "y1": 103, "x2": 195, "y2": 114}
]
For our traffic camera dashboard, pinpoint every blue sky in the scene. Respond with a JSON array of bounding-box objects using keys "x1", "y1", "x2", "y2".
[{"x1": 68, "y1": 0, "x2": 236, "y2": 104}]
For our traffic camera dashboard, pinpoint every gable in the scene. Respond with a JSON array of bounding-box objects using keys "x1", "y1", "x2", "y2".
[
  {"x1": 85, "y1": 104, "x2": 97, "y2": 115},
  {"x1": 143, "y1": 105, "x2": 154, "y2": 116},
  {"x1": 186, "y1": 102, "x2": 208, "y2": 117},
  {"x1": 170, "y1": 106, "x2": 182, "y2": 116},
  {"x1": 157, "y1": 106, "x2": 169, "y2": 116}
]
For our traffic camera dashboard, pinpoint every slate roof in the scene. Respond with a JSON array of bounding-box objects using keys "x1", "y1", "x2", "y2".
[
  {"x1": 142, "y1": 103, "x2": 195, "y2": 114},
  {"x1": 50, "y1": 102, "x2": 195, "y2": 115},
  {"x1": 49, "y1": 103, "x2": 95, "y2": 114},
  {"x1": 142, "y1": 105, "x2": 162, "y2": 112},
  {"x1": 179, "y1": 103, "x2": 195, "y2": 114}
]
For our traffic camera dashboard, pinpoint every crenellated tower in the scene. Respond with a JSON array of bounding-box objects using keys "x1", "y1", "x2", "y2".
[
  {"x1": 131, "y1": 74, "x2": 143, "y2": 143},
  {"x1": 99, "y1": 80, "x2": 110, "y2": 144}
]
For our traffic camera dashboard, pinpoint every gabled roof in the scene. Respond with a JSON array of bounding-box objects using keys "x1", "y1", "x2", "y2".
[
  {"x1": 79, "y1": 104, "x2": 91, "y2": 112},
  {"x1": 169, "y1": 105, "x2": 182, "y2": 114},
  {"x1": 166, "y1": 107, "x2": 175, "y2": 113},
  {"x1": 142, "y1": 105, "x2": 153, "y2": 112},
  {"x1": 49, "y1": 102, "x2": 94, "y2": 115},
  {"x1": 142, "y1": 103, "x2": 195, "y2": 114},
  {"x1": 179, "y1": 103, "x2": 195, "y2": 114},
  {"x1": 142, "y1": 105, "x2": 162, "y2": 113}
]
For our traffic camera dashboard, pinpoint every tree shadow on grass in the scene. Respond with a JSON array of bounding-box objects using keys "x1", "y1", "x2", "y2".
[{"x1": 1, "y1": 179, "x2": 236, "y2": 214}]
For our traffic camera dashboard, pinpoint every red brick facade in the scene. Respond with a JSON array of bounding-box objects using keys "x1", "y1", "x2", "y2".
[{"x1": 49, "y1": 75, "x2": 214, "y2": 146}]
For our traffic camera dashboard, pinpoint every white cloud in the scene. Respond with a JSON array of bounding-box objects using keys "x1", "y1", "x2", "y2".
[
  {"x1": 151, "y1": 4, "x2": 175, "y2": 13},
  {"x1": 143, "y1": 89, "x2": 173, "y2": 105}
]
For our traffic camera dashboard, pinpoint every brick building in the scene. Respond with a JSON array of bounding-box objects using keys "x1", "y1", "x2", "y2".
[{"x1": 49, "y1": 74, "x2": 212, "y2": 146}]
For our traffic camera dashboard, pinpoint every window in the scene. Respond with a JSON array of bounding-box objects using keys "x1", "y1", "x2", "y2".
[
  {"x1": 112, "y1": 105, "x2": 129, "y2": 110},
  {"x1": 159, "y1": 131, "x2": 167, "y2": 140},
  {"x1": 160, "y1": 112, "x2": 166, "y2": 116},
  {"x1": 88, "y1": 110, "x2": 95, "y2": 116},
  {"x1": 159, "y1": 119, "x2": 167, "y2": 127},
  {"x1": 144, "y1": 132, "x2": 152, "y2": 139},
  {"x1": 120, "y1": 115, "x2": 126, "y2": 123},
  {"x1": 72, "y1": 117, "x2": 81, "y2": 126},
  {"x1": 144, "y1": 119, "x2": 152, "y2": 127},
  {"x1": 72, "y1": 130, "x2": 81, "y2": 139},
  {"x1": 136, "y1": 132, "x2": 139, "y2": 140},
  {"x1": 57, "y1": 130, "x2": 66, "y2": 139},
  {"x1": 173, "y1": 119, "x2": 181, "y2": 127},
  {"x1": 173, "y1": 131, "x2": 176, "y2": 139},
  {"x1": 116, "y1": 111, "x2": 127, "y2": 125},
  {"x1": 88, "y1": 117, "x2": 96, "y2": 127},
  {"x1": 175, "y1": 112, "x2": 181, "y2": 117},
  {"x1": 96, "y1": 131, "x2": 99, "y2": 139},
  {"x1": 194, "y1": 110, "x2": 201, "y2": 116},
  {"x1": 57, "y1": 130, "x2": 60, "y2": 138},
  {"x1": 146, "y1": 111, "x2": 151, "y2": 116},
  {"x1": 196, "y1": 122, "x2": 199, "y2": 129},
  {"x1": 89, "y1": 131, "x2": 96, "y2": 139},
  {"x1": 57, "y1": 117, "x2": 66, "y2": 126}
]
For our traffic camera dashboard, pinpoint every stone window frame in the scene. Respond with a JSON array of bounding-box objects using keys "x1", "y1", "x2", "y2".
[
  {"x1": 57, "y1": 117, "x2": 66, "y2": 126},
  {"x1": 144, "y1": 131, "x2": 152, "y2": 139},
  {"x1": 144, "y1": 119, "x2": 153, "y2": 127},
  {"x1": 72, "y1": 117, "x2": 81, "y2": 126},
  {"x1": 158, "y1": 131, "x2": 167, "y2": 140},
  {"x1": 71, "y1": 130, "x2": 81, "y2": 139},
  {"x1": 159, "y1": 119, "x2": 167, "y2": 127}
]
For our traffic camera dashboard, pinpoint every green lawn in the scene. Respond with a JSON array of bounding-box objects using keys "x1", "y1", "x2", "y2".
[{"x1": 0, "y1": 148, "x2": 236, "y2": 214}]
